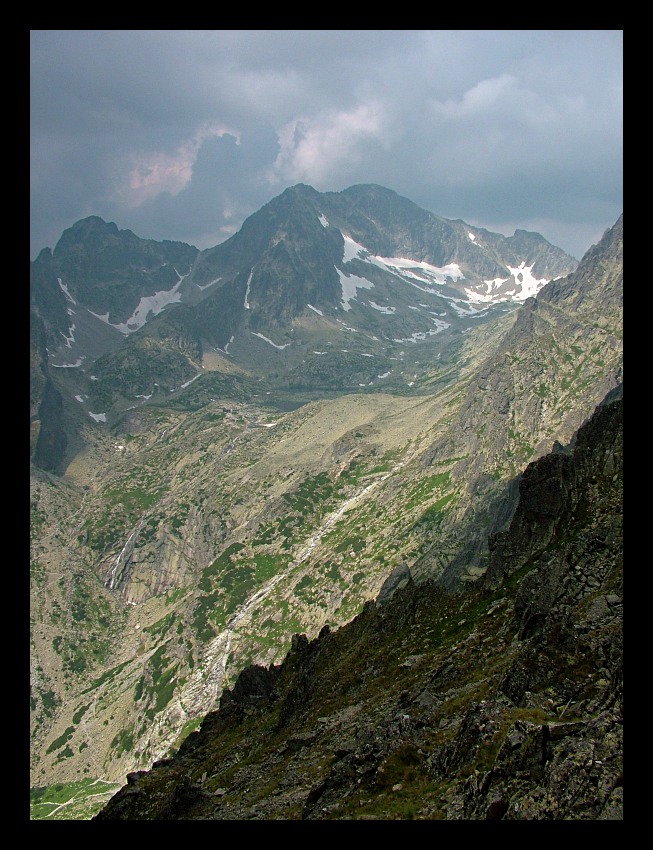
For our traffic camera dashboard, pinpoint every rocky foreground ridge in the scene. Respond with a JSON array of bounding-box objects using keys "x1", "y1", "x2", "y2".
[{"x1": 94, "y1": 388, "x2": 622, "y2": 820}]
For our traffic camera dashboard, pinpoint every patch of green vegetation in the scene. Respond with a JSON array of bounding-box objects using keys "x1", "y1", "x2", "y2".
[
  {"x1": 111, "y1": 727, "x2": 134, "y2": 757},
  {"x1": 294, "y1": 574, "x2": 313, "y2": 599},
  {"x1": 164, "y1": 586, "x2": 190, "y2": 604},
  {"x1": 170, "y1": 502, "x2": 190, "y2": 533},
  {"x1": 323, "y1": 561, "x2": 342, "y2": 583},
  {"x1": 335, "y1": 535, "x2": 366, "y2": 554},
  {"x1": 48, "y1": 602, "x2": 63, "y2": 626},
  {"x1": 72, "y1": 703, "x2": 91, "y2": 724},
  {"x1": 201, "y1": 543, "x2": 246, "y2": 587},
  {"x1": 30, "y1": 501, "x2": 47, "y2": 539},
  {"x1": 143, "y1": 611, "x2": 177, "y2": 638},
  {"x1": 195, "y1": 541, "x2": 290, "y2": 639},
  {"x1": 415, "y1": 494, "x2": 454, "y2": 526},
  {"x1": 33, "y1": 687, "x2": 59, "y2": 718},
  {"x1": 137, "y1": 516, "x2": 160, "y2": 545},
  {"x1": 173, "y1": 716, "x2": 203, "y2": 751},
  {"x1": 134, "y1": 675, "x2": 145, "y2": 702},
  {"x1": 81, "y1": 659, "x2": 131, "y2": 694},
  {"x1": 143, "y1": 644, "x2": 180, "y2": 717},
  {"x1": 402, "y1": 471, "x2": 452, "y2": 512},
  {"x1": 55, "y1": 744, "x2": 74, "y2": 762},
  {"x1": 62, "y1": 639, "x2": 87, "y2": 674},
  {"x1": 252, "y1": 553, "x2": 291, "y2": 583},
  {"x1": 192, "y1": 590, "x2": 220, "y2": 642},
  {"x1": 30, "y1": 778, "x2": 123, "y2": 820},
  {"x1": 338, "y1": 458, "x2": 365, "y2": 486},
  {"x1": 283, "y1": 472, "x2": 335, "y2": 514},
  {"x1": 30, "y1": 558, "x2": 46, "y2": 585},
  {"x1": 46, "y1": 726, "x2": 75, "y2": 755},
  {"x1": 104, "y1": 485, "x2": 166, "y2": 513}
]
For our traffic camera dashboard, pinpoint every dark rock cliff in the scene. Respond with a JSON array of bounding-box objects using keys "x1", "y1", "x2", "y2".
[{"x1": 94, "y1": 390, "x2": 622, "y2": 820}]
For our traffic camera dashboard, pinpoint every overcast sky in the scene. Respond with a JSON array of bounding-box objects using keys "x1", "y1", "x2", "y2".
[{"x1": 30, "y1": 30, "x2": 622, "y2": 262}]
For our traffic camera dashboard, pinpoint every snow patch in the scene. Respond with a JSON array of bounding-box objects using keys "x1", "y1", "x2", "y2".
[
  {"x1": 180, "y1": 374, "x2": 201, "y2": 389},
  {"x1": 307, "y1": 303, "x2": 324, "y2": 316},
  {"x1": 57, "y1": 278, "x2": 76, "y2": 305},
  {"x1": 216, "y1": 335, "x2": 235, "y2": 355},
  {"x1": 341, "y1": 235, "x2": 465, "y2": 289},
  {"x1": 318, "y1": 214, "x2": 329, "y2": 227},
  {"x1": 336, "y1": 267, "x2": 374, "y2": 311},
  {"x1": 251, "y1": 332, "x2": 291, "y2": 350},
  {"x1": 372, "y1": 254, "x2": 464, "y2": 286},
  {"x1": 51, "y1": 358, "x2": 84, "y2": 368},
  {"x1": 506, "y1": 262, "x2": 549, "y2": 299},
  {"x1": 88, "y1": 412, "x2": 106, "y2": 423},
  {"x1": 368, "y1": 301, "x2": 396, "y2": 314},
  {"x1": 89, "y1": 268, "x2": 189, "y2": 334},
  {"x1": 196, "y1": 276, "x2": 221, "y2": 291},
  {"x1": 337, "y1": 321, "x2": 359, "y2": 332},
  {"x1": 60, "y1": 323, "x2": 76, "y2": 348},
  {"x1": 430, "y1": 318, "x2": 450, "y2": 332},
  {"x1": 468, "y1": 263, "x2": 548, "y2": 304},
  {"x1": 392, "y1": 319, "x2": 449, "y2": 343},
  {"x1": 342, "y1": 234, "x2": 369, "y2": 263},
  {"x1": 244, "y1": 269, "x2": 253, "y2": 309}
]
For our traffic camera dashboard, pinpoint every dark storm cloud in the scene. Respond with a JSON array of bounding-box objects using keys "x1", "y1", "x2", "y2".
[{"x1": 30, "y1": 30, "x2": 622, "y2": 261}]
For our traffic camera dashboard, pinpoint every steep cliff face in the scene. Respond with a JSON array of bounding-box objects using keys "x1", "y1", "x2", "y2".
[{"x1": 93, "y1": 391, "x2": 622, "y2": 820}]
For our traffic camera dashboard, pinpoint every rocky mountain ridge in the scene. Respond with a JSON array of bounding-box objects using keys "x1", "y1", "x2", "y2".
[{"x1": 30, "y1": 184, "x2": 578, "y2": 475}]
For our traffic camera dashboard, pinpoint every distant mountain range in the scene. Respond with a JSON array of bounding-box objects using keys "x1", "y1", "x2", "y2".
[
  {"x1": 29, "y1": 186, "x2": 621, "y2": 820},
  {"x1": 30, "y1": 184, "x2": 578, "y2": 474}
]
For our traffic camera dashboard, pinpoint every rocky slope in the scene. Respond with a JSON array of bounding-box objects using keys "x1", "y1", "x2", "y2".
[
  {"x1": 93, "y1": 389, "x2": 623, "y2": 820},
  {"x1": 29, "y1": 215, "x2": 622, "y2": 804}
]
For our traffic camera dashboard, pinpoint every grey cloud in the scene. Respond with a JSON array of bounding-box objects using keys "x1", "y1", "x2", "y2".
[{"x1": 30, "y1": 30, "x2": 622, "y2": 261}]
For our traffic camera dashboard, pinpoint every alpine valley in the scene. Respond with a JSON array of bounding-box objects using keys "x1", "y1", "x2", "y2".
[{"x1": 29, "y1": 184, "x2": 623, "y2": 820}]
